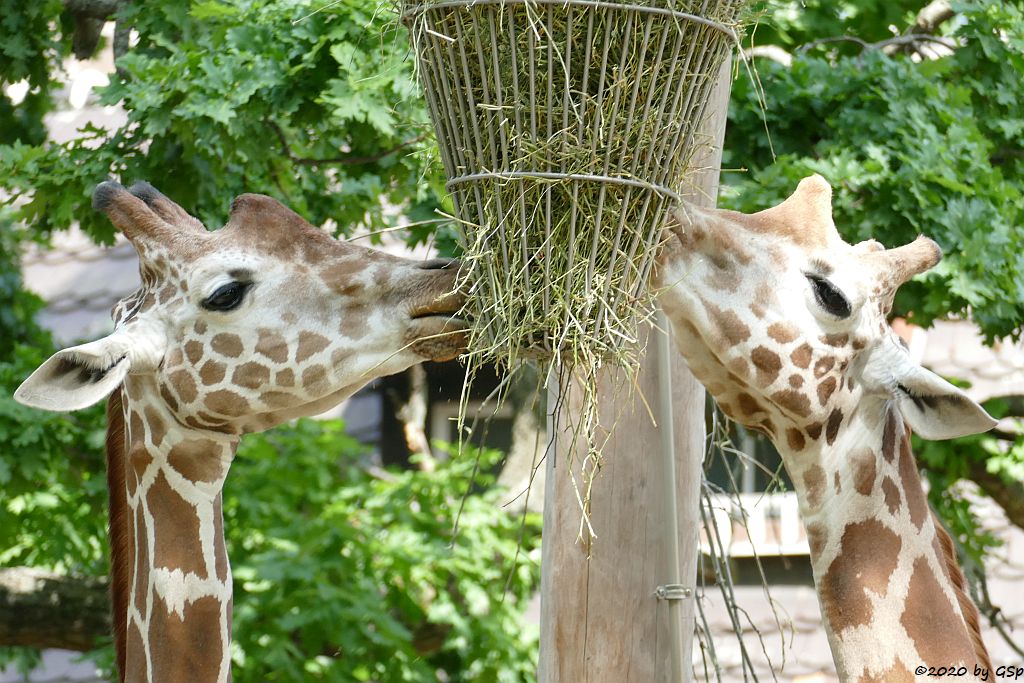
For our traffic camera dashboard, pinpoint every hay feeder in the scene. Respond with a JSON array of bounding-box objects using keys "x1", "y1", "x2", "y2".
[{"x1": 404, "y1": 0, "x2": 743, "y2": 369}]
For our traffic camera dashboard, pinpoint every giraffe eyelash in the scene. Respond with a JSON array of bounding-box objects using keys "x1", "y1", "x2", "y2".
[
  {"x1": 806, "y1": 273, "x2": 852, "y2": 319},
  {"x1": 201, "y1": 281, "x2": 252, "y2": 312}
]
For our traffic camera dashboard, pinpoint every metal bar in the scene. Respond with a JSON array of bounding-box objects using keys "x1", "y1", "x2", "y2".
[
  {"x1": 446, "y1": 171, "x2": 682, "y2": 202},
  {"x1": 404, "y1": 0, "x2": 738, "y2": 41},
  {"x1": 654, "y1": 307, "x2": 684, "y2": 683}
]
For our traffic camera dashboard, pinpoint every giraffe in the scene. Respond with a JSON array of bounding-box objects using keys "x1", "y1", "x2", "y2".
[
  {"x1": 654, "y1": 175, "x2": 998, "y2": 682},
  {"x1": 15, "y1": 181, "x2": 468, "y2": 683}
]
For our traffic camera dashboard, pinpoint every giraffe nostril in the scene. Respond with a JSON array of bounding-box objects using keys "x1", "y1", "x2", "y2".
[{"x1": 417, "y1": 257, "x2": 459, "y2": 271}]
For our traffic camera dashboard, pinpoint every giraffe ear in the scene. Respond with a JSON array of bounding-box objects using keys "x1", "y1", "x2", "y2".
[
  {"x1": 15, "y1": 337, "x2": 133, "y2": 412},
  {"x1": 892, "y1": 363, "x2": 997, "y2": 440}
]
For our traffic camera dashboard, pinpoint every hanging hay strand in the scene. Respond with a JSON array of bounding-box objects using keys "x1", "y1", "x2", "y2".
[{"x1": 404, "y1": 0, "x2": 746, "y2": 538}]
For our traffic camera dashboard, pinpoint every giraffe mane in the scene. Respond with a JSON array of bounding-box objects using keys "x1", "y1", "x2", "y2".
[
  {"x1": 105, "y1": 389, "x2": 129, "y2": 683},
  {"x1": 931, "y1": 509, "x2": 992, "y2": 672}
]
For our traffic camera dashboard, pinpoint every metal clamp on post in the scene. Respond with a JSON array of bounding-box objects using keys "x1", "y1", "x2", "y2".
[{"x1": 655, "y1": 584, "x2": 693, "y2": 601}]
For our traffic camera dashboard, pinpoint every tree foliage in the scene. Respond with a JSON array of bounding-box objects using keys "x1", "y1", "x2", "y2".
[
  {"x1": 726, "y1": 0, "x2": 1024, "y2": 342},
  {"x1": 0, "y1": 0, "x2": 70, "y2": 145},
  {"x1": 0, "y1": 0, "x2": 453, "y2": 249},
  {"x1": 226, "y1": 432, "x2": 540, "y2": 682}
]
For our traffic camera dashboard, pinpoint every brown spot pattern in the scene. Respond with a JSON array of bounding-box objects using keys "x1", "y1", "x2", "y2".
[
  {"x1": 148, "y1": 470, "x2": 206, "y2": 577},
  {"x1": 819, "y1": 519, "x2": 901, "y2": 633},
  {"x1": 813, "y1": 356, "x2": 835, "y2": 378},
  {"x1": 881, "y1": 477, "x2": 901, "y2": 515},
  {"x1": 825, "y1": 408, "x2": 843, "y2": 445},
  {"x1": 159, "y1": 384, "x2": 180, "y2": 413},
  {"x1": 184, "y1": 340, "x2": 204, "y2": 365},
  {"x1": 255, "y1": 329, "x2": 288, "y2": 363},
  {"x1": 199, "y1": 360, "x2": 226, "y2": 386},
  {"x1": 165, "y1": 347, "x2": 184, "y2": 369},
  {"x1": 850, "y1": 448, "x2": 876, "y2": 496},
  {"x1": 125, "y1": 622, "x2": 147, "y2": 683},
  {"x1": 788, "y1": 374, "x2": 804, "y2": 388},
  {"x1": 132, "y1": 506, "x2": 149, "y2": 611},
  {"x1": 767, "y1": 322, "x2": 799, "y2": 344},
  {"x1": 750, "y1": 346, "x2": 782, "y2": 386},
  {"x1": 149, "y1": 595, "x2": 225, "y2": 683},
  {"x1": 232, "y1": 362, "x2": 270, "y2": 390},
  {"x1": 771, "y1": 389, "x2": 811, "y2": 418},
  {"x1": 901, "y1": 557, "x2": 976, "y2": 669},
  {"x1": 821, "y1": 333, "x2": 849, "y2": 347},
  {"x1": 726, "y1": 357, "x2": 749, "y2": 379},
  {"x1": 205, "y1": 389, "x2": 248, "y2": 416},
  {"x1": 275, "y1": 369, "x2": 294, "y2": 387},
  {"x1": 817, "y1": 377, "x2": 838, "y2": 405},
  {"x1": 213, "y1": 497, "x2": 229, "y2": 582},
  {"x1": 143, "y1": 406, "x2": 167, "y2": 447},
  {"x1": 129, "y1": 410, "x2": 145, "y2": 443},
  {"x1": 806, "y1": 421, "x2": 823, "y2": 440},
  {"x1": 296, "y1": 331, "x2": 330, "y2": 363},
  {"x1": 786, "y1": 427, "x2": 805, "y2": 451},
  {"x1": 260, "y1": 391, "x2": 296, "y2": 409},
  {"x1": 301, "y1": 364, "x2": 328, "y2": 389},
  {"x1": 701, "y1": 297, "x2": 751, "y2": 346},
  {"x1": 803, "y1": 465, "x2": 826, "y2": 508},
  {"x1": 790, "y1": 343, "x2": 813, "y2": 369},
  {"x1": 127, "y1": 443, "x2": 152, "y2": 498},
  {"x1": 210, "y1": 333, "x2": 244, "y2": 358},
  {"x1": 833, "y1": 471, "x2": 841, "y2": 494},
  {"x1": 169, "y1": 369, "x2": 198, "y2": 404},
  {"x1": 882, "y1": 409, "x2": 899, "y2": 462},
  {"x1": 806, "y1": 523, "x2": 827, "y2": 557},
  {"x1": 167, "y1": 440, "x2": 226, "y2": 483},
  {"x1": 898, "y1": 431, "x2": 929, "y2": 531}
]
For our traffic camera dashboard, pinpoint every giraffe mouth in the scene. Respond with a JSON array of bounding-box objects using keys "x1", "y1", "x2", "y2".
[
  {"x1": 409, "y1": 289, "x2": 467, "y2": 322},
  {"x1": 410, "y1": 305, "x2": 464, "y2": 321}
]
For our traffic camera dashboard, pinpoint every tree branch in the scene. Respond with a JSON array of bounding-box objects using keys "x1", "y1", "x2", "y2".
[
  {"x1": 741, "y1": 45, "x2": 793, "y2": 67},
  {"x1": 910, "y1": 0, "x2": 956, "y2": 34},
  {"x1": 397, "y1": 364, "x2": 436, "y2": 471},
  {"x1": 267, "y1": 121, "x2": 427, "y2": 167},
  {"x1": 63, "y1": 0, "x2": 123, "y2": 20},
  {"x1": 800, "y1": 33, "x2": 955, "y2": 55},
  {"x1": 965, "y1": 459, "x2": 1024, "y2": 531},
  {"x1": 0, "y1": 569, "x2": 109, "y2": 651}
]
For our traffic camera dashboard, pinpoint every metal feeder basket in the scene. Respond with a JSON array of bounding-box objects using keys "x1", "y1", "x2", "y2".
[{"x1": 404, "y1": 0, "x2": 743, "y2": 366}]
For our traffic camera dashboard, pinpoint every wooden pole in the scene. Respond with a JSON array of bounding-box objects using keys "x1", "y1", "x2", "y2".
[{"x1": 537, "y1": 60, "x2": 732, "y2": 683}]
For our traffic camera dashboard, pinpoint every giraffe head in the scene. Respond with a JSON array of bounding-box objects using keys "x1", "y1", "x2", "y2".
[
  {"x1": 656, "y1": 175, "x2": 995, "y2": 448},
  {"x1": 16, "y1": 181, "x2": 468, "y2": 433}
]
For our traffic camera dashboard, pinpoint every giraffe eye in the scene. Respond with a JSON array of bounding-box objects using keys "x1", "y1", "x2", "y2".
[
  {"x1": 202, "y1": 282, "x2": 250, "y2": 312},
  {"x1": 807, "y1": 274, "x2": 851, "y2": 318}
]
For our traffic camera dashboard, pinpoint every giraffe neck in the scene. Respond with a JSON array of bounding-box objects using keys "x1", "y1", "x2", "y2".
[
  {"x1": 782, "y1": 399, "x2": 990, "y2": 681},
  {"x1": 110, "y1": 378, "x2": 238, "y2": 683}
]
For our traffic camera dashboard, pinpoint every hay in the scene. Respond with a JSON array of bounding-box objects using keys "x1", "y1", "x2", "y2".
[
  {"x1": 406, "y1": 0, "x2": 743, "y2": 365},
  {"x1": 404, "y1": 0, "x2": 745, "y2": 537}
]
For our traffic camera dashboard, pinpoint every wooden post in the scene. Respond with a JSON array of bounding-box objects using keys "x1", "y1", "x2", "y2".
[{"x1": 537, "y1": 61, "x2": 732, "y2": 682}]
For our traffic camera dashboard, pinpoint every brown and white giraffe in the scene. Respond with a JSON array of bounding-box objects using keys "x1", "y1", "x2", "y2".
[
  {"x1": 15, "y1": 181, "x2": 467, "y2": 683},
  {"x1": 655, "y1": 175, "x2": 997, "y2": 682}
]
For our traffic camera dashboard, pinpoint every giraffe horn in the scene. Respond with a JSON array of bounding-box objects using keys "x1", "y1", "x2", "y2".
[
  {"x1": 127, "y1": 182, "x2": 207, "y2": 234},
  {"x1": 93, "y1": 181, "x2": 176, "y2": 243},
  {"x1": 861, "y1": 235, "x2": 942, "y2": 289}
]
